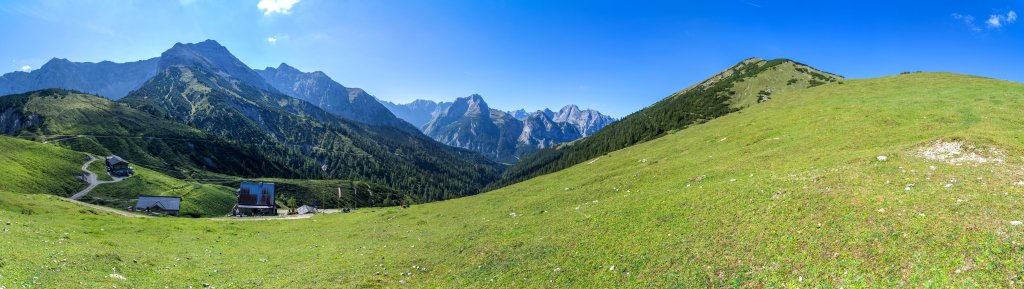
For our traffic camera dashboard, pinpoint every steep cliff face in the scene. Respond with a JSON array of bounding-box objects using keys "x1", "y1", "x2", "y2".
[
  {"x1": 0, "y1": 107, "x2": 41, "y2": 135},
  {"x1": 519, "y1": 111, "x2": 581, "y2": 148}
]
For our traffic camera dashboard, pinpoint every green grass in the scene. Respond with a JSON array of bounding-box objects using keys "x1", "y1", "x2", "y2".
[
  {"x1": 0, "y1": 136, "x2": 85, "y2": 197},
  {"x1": 84, "y1": 166, "x2": 236, "y2": 217},
  {"x1": 85, "y1": 157, "x2": 113, "y2": 182},
  {"x1": 3, "y1": 73, "x2": 1024, "y2": 287}
]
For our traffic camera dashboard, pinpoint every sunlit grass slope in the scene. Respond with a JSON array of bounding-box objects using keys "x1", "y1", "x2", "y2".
[
  {"x1": 3, "y1": 73, "x2": 1024, "y2": 287},
  {"x1": 0, "y1": 136, "x2": 85, "y2": 196}
]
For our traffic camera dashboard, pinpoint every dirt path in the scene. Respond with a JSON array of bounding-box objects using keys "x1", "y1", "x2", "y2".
[{"x1": 70, "y1": 155, "x2": 127, "y2": 200}]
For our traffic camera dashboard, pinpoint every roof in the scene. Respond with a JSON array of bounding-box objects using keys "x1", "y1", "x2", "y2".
[
  {"x1": 236, "y1": 205, "x2": 274, "y2": 209},
  {"x1": 238, "y1": 181, "x2": 275, "y2": 206},
  {"x1": 105, "y1": 155, "x2": 129, "y2": 166},
  {"x1": 135, "y1": 195, "x2": 181, "y2": 211}
]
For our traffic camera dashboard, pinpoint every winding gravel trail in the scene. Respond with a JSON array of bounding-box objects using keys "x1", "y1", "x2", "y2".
[{"x1": 70, "y1": 155, "x2": 127, "y2": 200}]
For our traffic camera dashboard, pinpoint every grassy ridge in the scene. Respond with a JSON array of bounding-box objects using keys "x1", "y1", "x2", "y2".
[
  {"x1": 0, "y1": 136, "x2": 85, "y2": 196},
  {"x1": 495, "y1": 58, "x2": 841, "y2": 189},
  {"x1": 2, "y1": 73, "x2": 1024, "y2": 287}
]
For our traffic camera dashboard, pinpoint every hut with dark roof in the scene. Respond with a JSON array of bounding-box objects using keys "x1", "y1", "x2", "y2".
[
  {"x1": 134, "y1": 195, "x2": 181, "y2": 216},
  {"x1": 105, "y1": 155, "x2": 134, "y2": 177}
]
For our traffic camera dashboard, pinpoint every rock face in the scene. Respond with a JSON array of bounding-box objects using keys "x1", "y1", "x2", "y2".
[
  {"x1": 551, "y1": 105, "x2": 616, "y2": 136},
  {"x1": 0, "y1": 107, "x2": 41, "y2": 135},
  {"x1": 0, "y1": 57, "x2": 159, "y2": 99},
  {"x1": 420, "y1": 94, "x2": 613, "y2": 163},
  {"x1": 256, "y1": 63, "x2": 417, "y2": 132},
  {"x1": 519, "y1": 111, "x2": 581, "y2": 149}
]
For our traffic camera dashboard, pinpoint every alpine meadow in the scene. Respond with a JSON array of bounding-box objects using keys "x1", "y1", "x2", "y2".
[{"x1": 2, "y1": 1, "x2": 1024, "y2": 288}]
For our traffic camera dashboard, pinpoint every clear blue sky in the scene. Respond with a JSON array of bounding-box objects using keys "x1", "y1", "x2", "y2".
[{"x1": 1, "y1": 0, "x2": 1022, "y2": 117}]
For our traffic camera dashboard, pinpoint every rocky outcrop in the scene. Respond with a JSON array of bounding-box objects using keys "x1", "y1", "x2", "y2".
[{"x1": 552, "y1": 105, "x2": 615, "y2": 136}]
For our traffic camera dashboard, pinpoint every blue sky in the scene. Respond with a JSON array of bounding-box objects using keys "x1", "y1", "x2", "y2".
[{"x1": 1, "y1": 0, "x2": 1022, "y2": 117}]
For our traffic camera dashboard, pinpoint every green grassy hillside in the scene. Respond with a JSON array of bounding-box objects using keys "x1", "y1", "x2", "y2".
[
  {"x1": 83, "y1": 166, "x2": 236, "y2": 217},
  {"x1": 0, "y1": 136, "x2": 85, "y2": 196},
  {"x1": 496, "y1": 58, "x2": 841, "y2": 188},
  {"x1": 2, "y1": 73, "x2": 1024, "y2": 287},
  {"x1": 0, "y1": 89, "x2": 299, "y2": 179},
  {"x1": 0, "y1": 134, "x2": 234, "y2": 217}
]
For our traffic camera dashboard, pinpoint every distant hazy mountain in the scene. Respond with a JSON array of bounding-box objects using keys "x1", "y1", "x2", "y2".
[
  {"x1": 507, "y1": 109, "x2": 529, "y2": 120},
  {"x1": 256, "y1": 63, "x2": 417, "y2": 132},
  {"x1": 0, "y1": 57, "x2": 159, "y2": 99},
  {"x1": 420, "y1": 94, "x2": 613, "y2": 163},
  {"x1": 379, "y1": 99, "x2": 452, "y2": 129}
]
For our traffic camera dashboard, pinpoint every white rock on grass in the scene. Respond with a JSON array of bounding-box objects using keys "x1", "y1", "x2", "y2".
[
  {"x1": 876, "y1": 155, "x2": 888, "y2": 161},
  {"x1": 108, "y1": 273, "x2": 126, "y2": 280},
  {"x1": 609, "y1": 265, "x2": 616, "y2": 271},
  {"x1": 1011, "y1": 221, "x2": 1023, "y2": 226}
]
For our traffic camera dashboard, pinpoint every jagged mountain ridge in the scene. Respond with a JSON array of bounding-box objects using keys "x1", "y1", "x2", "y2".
[
  {"x1": 256, "y1": 63, "x2": 417, "y2": 132},
  {"x1": 0, "y1": 40, "x2": 415, "y2": 132},
  {"x1": 0, "y1": 57, "x2": 159, "y2": 99},
  {"x1": 419, "y1": 94, "x2": 611, "y2": 163}
]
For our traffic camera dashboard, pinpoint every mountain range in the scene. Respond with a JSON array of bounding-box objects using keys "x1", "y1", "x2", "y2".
[
  {"x1": 256, "y1": 63, "x2": 418, "y2": 132},
  {"x1": 0, "y1": 40, "x2": 503, "y2": 205},
  {"x1": 383, "y1": 96, "x2": 615, "y2": 162},
  {"x1": 0, "y1": 57, "x2": 159, "y2": 99}
]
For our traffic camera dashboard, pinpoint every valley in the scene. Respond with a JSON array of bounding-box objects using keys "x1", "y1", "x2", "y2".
[
  {"x1": 3, "y1": 72, "x2": 1024, "y2": 287},
  {"x1": 2, "y1": 2, "x2": 1023, "y2": 286}
]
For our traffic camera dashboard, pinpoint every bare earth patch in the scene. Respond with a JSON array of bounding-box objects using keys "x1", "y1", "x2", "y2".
[{"x1": 913, "y1": 140, "x2": 1005, "y2": 165}]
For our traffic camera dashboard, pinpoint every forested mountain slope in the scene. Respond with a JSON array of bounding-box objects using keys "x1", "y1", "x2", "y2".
[{"x1": 121, "y1": 41, "x2": 503, "y2": 201}]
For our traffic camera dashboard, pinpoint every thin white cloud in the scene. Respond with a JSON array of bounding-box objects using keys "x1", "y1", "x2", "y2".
[
  {"x1": 257, "y1": 0, "x2": 300, "y2": 15},
  {"x1": 20, "y1": 65, "x2": 31, "y2": 72},
  {"x1": 267, "y1": 37, "x2": 278, "y2": 44},
  {"x1": 987, "y1": 15, "x2": 1003, "y2": 28},
  {"x1": 985, "y1": 10, "x2": 1017, "y2": 28},
  {"x1": 955, "y1": 10, "x2": 1016, "y2": 31},
  {"x1": 952, "y1": 13, "x2": 981, "y2": 31}
]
